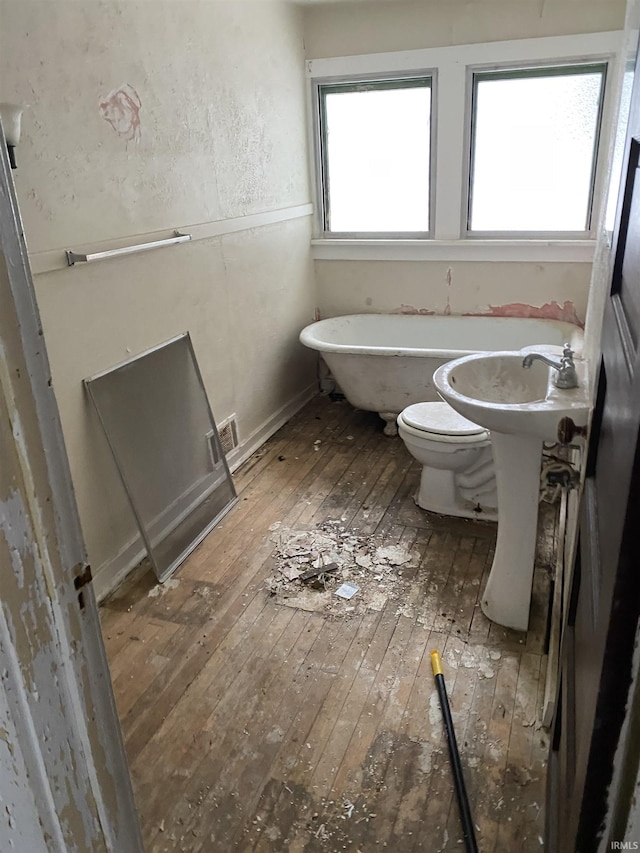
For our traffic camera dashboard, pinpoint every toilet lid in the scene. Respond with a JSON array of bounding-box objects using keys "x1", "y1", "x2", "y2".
[{"x1": 401, "y1": 402, "x2": 486, "y2": 436}]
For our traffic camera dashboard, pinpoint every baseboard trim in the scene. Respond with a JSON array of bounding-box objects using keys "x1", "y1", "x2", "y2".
[
  {"x1": 225, "y1": 382, "x2": 318, "y2": 475},
  {"x1": 93, "y1": 381, "x2": 318, "y2": 603},
  {"x1": 93, "y1": 532, "x2": 146, "y2": 604}
]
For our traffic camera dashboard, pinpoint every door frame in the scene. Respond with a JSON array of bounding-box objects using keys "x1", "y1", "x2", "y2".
[
  {"x1": 0, "y1": 122, "x2": 143, "y2": 849},
  {"x1": 546, "y1": 20, "x2": 640, "y2": 847}
]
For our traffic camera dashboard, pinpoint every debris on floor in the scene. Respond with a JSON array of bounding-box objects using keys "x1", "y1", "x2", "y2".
[
  {"x1": 147, "y1": 578, "x2": 180, "y2": 598},
  {"x1": 265, "y1": 520, "x2": 421, "y2": 616},
  {"x1": 335, "y1": 582, "x2": 359, "y2": 600}
]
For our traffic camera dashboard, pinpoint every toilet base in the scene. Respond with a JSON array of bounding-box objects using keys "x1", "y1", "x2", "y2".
[
  {"x1": 414, "y1": 492, "x2": 498, "y2": 522},
  {"x1": 415, "y1": 465, "x2": 498, "y2": 522}
]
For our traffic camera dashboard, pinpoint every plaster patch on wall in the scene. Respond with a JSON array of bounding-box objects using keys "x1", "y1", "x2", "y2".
[
  {"x1": 465, "y1": 299, "x2": 583, "y2": 327},
  {"x1": 391, "y1": 305, "x2": 436, "y2": 315},
  {"x1": 444, "y1": 266, "x2": 452, "y2": 316},
  {"x1": 99, "y1": 84, "x2": 141, "y2": 142}
]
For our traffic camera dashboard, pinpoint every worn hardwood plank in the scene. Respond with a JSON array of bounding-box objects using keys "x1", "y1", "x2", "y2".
[
  {"x1": 246, "y1": 615, "x2": 374, "y2": 853},
  {"x1": 109, "y1": 617, "x2": 180, "y2": 719},
  {"x1": 389, "y1": 629, "x2": 447, "y2": 848},
  {"x1": 99, "y1": 394, "x2": 553, "y2": 852},
  {"x1": 134, "y1": 598, "x2": 292, "y2": 843}
]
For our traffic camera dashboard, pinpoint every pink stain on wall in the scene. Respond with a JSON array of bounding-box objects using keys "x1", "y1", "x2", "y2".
[
  {"x1": 99, "y1": 84, "x2": 142, "y2": 142},
  {"x1": 464, "y1": 300, "x2": 583, "y2": 328}
]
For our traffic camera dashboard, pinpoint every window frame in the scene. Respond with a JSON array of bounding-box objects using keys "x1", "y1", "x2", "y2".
[
  {"x1": 306, "y1": 32, "x2": 621, "y2": 260},
  {"x1": 313, "y1": 70, "x2": 437, "y2": 239},
  {"x1": 464, "y1": 61, "x2": 608, "y2": 239}
]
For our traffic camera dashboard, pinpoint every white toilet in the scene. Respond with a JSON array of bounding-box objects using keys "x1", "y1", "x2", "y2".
[{"x1": 397, "y1": 401, "x2": 498, "y2": 521}]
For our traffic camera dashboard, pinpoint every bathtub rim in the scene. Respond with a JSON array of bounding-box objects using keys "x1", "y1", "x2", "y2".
[{"x1": 300, "y1": 314, "x2": 584, "y2": 358}]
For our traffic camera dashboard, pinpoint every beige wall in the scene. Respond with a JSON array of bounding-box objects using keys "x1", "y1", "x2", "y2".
[
  {"x1": 315, "y1": 259, "x2": 591, "y2": 324},
  {"x1": 1, "y1": 0, "x2": 316, "y2": 595},
  {"x1": 304, "y1": 1, "x2": 626, "y2": 327},
  {"x1": 303, "y1": 0, "x2": 627, "y2": 59}
]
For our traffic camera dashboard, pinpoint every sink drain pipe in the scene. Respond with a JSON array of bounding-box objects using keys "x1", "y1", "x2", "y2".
[{"x1": 431, "y1": 650, "x2": 479, "y2": 853}]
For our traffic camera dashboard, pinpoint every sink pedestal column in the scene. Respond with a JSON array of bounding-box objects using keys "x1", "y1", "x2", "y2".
[{"x1": 481, "y1": 433, "x2": 542, "y2": 632}]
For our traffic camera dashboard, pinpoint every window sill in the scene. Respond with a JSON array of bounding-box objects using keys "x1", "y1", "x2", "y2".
[{"x1": 310, "y1": 239, "x2": 596, "y2": 263}]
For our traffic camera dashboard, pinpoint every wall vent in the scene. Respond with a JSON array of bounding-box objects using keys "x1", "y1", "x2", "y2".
[
  {"x1": 218, "y1": 416, "x2": 239, "y2": 456},
  {"x1": 207, "y1": 416, "x2": 239, "y2": 467}
]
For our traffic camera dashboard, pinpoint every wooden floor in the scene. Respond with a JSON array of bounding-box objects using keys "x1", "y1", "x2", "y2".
[{"x1": 101, "y1": 395, "x2": 553, "y2": 852}]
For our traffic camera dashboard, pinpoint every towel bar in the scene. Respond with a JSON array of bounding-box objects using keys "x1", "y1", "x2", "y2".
[{"x1": 66, "y1": 231, "x2": 191, "y2": 266}]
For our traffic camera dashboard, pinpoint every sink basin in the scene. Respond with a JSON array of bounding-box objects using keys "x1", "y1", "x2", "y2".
[
  {"x1": 432, "y1": 349, "x2": 590, "y2": 632},
  {"x1": 433, "y1": 351, "x2": 589, "y2": 441}
]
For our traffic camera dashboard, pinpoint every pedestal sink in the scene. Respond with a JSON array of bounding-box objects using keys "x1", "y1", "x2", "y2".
[{"x1": 433, "y1": 351, "x2": 589, "y2": 632}]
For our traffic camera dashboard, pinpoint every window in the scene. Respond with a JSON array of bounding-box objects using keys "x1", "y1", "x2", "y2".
[
  {"x1": 605, "y1": 65, "x2": 634, "y2": 234},
  {"x1": 317, "y1": 76, "x2": 433, "y2": 236},
  {"x1": 468, "y1": 64, "x2": 607, "y2": 234},
  {"x1": 308, "y1": 33, "x2": 618, "y2": 256}
]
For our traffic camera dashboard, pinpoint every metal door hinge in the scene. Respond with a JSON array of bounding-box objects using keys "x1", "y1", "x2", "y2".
[{"x1": 74, "y1": 564, "x2": 93, "y2": 610}]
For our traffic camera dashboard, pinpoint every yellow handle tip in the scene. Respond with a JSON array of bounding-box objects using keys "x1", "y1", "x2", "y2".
[{"x1": 431, "y1": 650, "x2": 443, "y2": 677}]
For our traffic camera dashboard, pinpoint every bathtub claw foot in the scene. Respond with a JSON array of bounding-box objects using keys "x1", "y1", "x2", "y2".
[{"x1": 379, "y1": 412, "x2": 398, "y2": 436}]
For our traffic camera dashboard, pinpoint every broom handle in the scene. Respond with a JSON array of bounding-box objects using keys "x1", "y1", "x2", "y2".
[{"x1": 431, "y1": 650, "x2": 479, "y2": 853}]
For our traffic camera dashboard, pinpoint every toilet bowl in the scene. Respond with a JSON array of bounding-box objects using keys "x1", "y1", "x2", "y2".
[{"x1": 397, "y1": 401, "x2": 498, "y2": 521}]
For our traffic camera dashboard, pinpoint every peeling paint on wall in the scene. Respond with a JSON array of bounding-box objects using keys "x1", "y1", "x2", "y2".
[
  {"x1": 99, "y1": 84, "x2": 141, "y2": 142},
  {"x1": 464, "y1": 299, "x2": 583, "y2": 327},
  {"x1": 444, "y1": 266, "x2": 452, "y2": 316},
  {"x1": 315, "y1": 261, "x2": 590, "y2": 329},
  {"x1": 391, "y1": 304, "x2": 436, "y2": 315},
  {"x1": 384, "y1": 300, "x2": 583, "y2": 325}
]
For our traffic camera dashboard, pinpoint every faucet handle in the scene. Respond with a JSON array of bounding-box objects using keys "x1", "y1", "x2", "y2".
[{"x1": 562, "y1": 342, "x2": 575, "y2": 362}]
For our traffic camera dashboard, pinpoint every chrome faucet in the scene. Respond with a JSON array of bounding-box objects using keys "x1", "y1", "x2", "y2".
[{"x1": 522, "y1": 343, "x2": 579, "y2": 389}]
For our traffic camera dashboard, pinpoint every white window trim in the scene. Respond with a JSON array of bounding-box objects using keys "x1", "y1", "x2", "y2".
[
  {"x1": 307, "y1": 31, "x2": 623, "y2": 262},
  {"x1": 314, "y1": 71, "x2": 437, "y2": 238}
]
